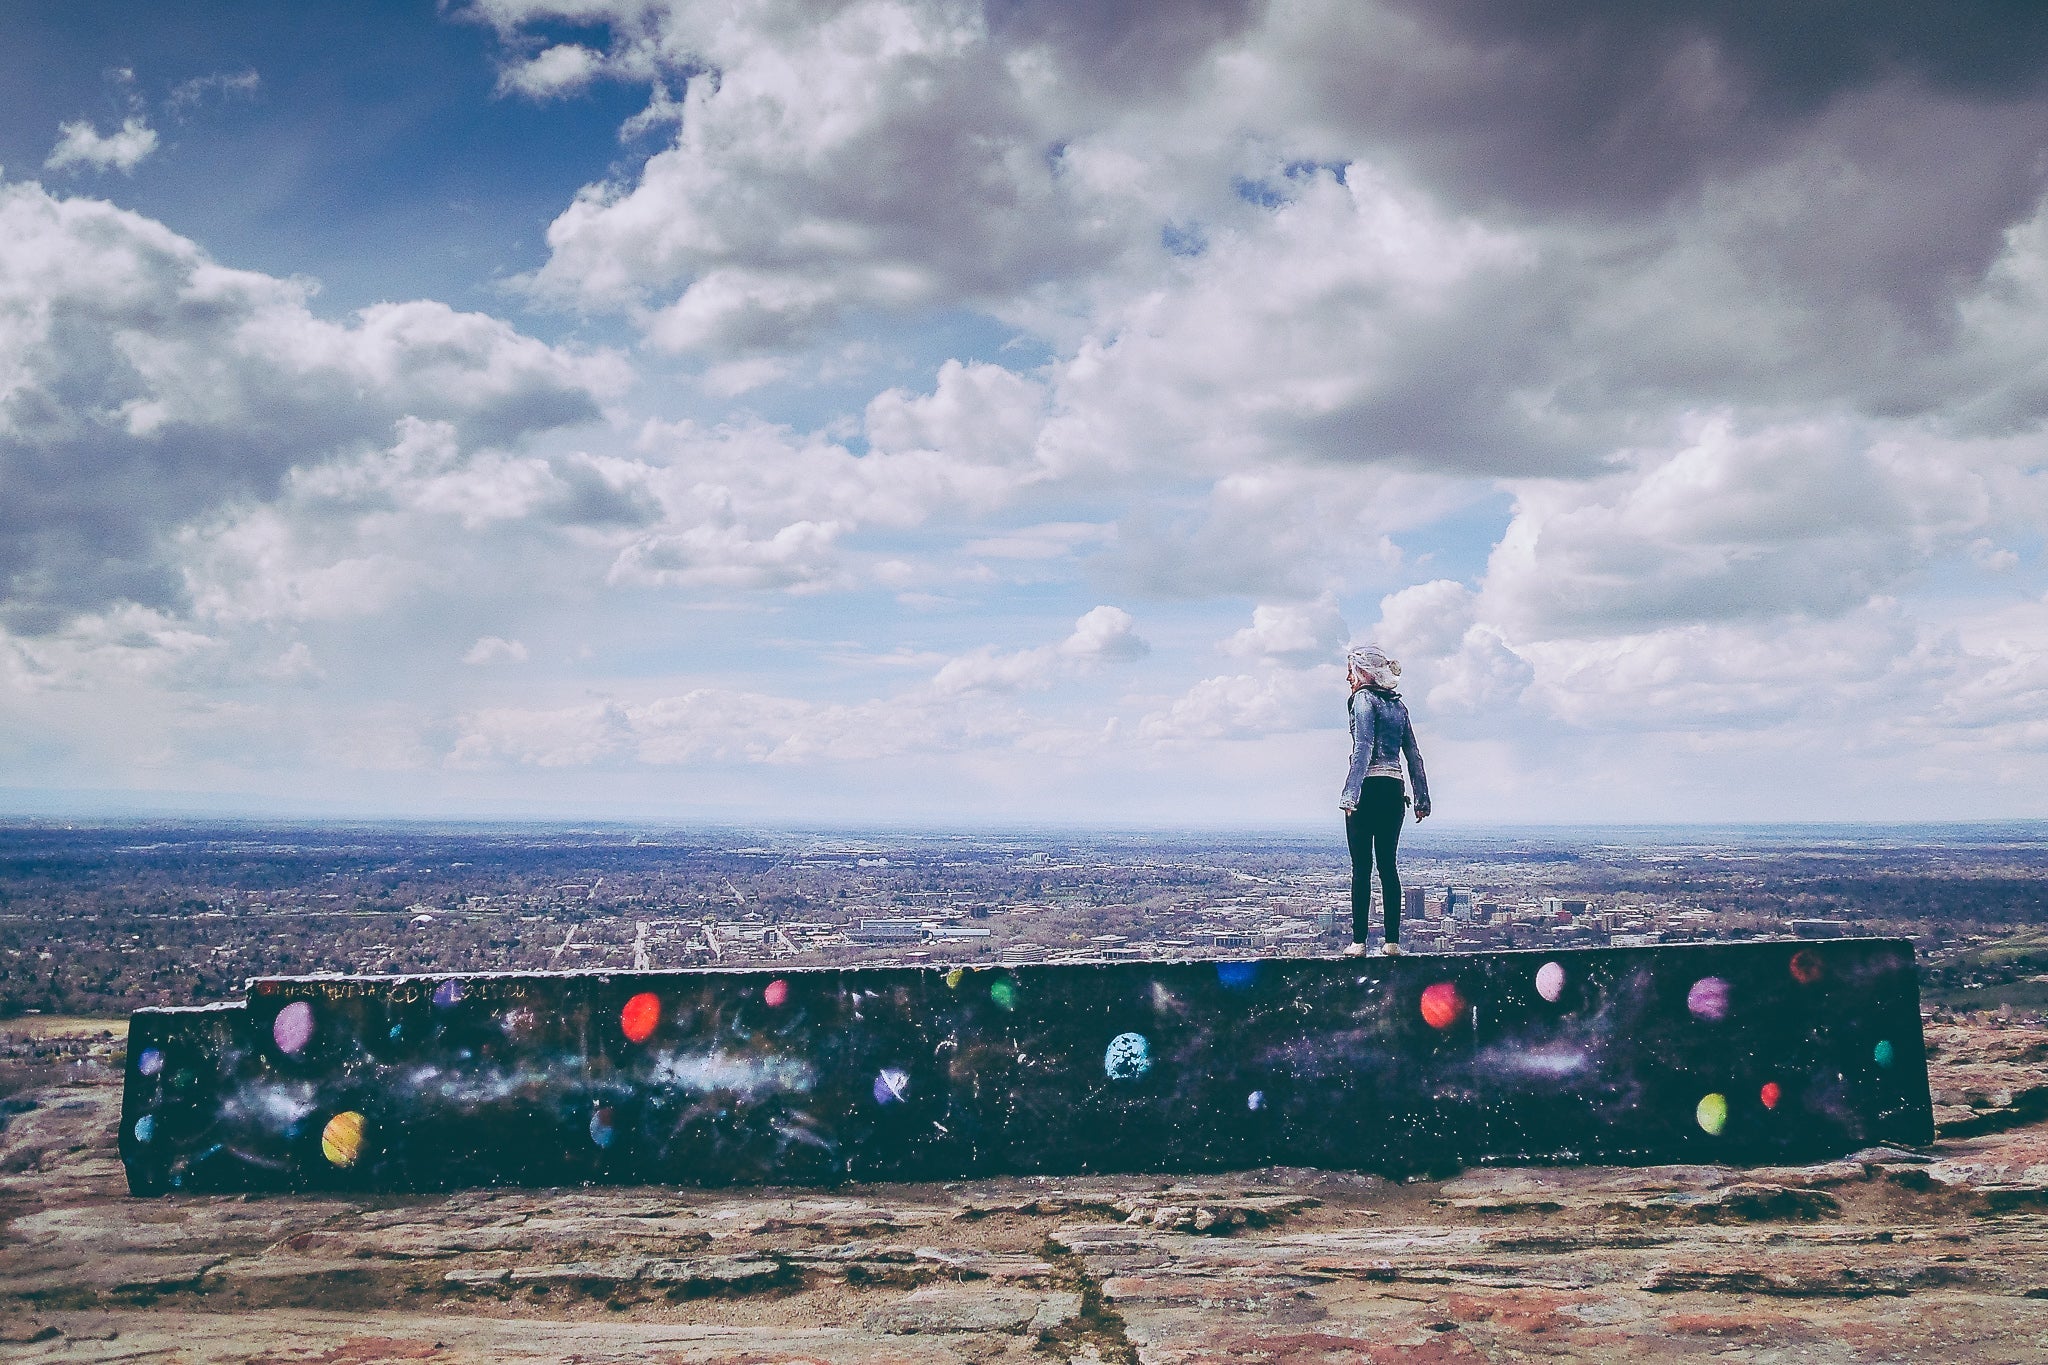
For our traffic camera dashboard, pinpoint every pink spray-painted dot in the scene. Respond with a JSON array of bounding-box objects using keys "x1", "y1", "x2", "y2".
[
  {"x1": 764, "y1": 979, "x2": 789, "y2": 1007},
  {"x1": 273, "y1": 1000, "x2": 314, "y2": 1055}
]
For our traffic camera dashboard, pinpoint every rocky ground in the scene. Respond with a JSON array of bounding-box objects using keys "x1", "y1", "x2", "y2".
[{"x1": 3, "y1": 1021, "x2": 2047, "y2": 1363}]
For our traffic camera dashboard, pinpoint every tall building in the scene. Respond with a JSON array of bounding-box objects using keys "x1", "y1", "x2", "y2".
[
  {"x1": 1404, "y1": 885, "x2": 1428, "y2": 922},
  {"x1": 1541, "y1": 896, "x2": 1587, "y2": 922},
  {"x1": 1447, "y1": 888, "x2": 1476, "y2": 921}
]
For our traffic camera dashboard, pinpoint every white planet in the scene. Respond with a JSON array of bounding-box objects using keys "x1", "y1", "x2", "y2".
[{"x1": 1535, "y1": 961, "x2": 1566, "y2": 1003}]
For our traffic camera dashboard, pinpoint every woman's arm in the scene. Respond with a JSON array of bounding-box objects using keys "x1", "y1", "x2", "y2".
[
  {"x1": 1402, "y1": 717, "x2": 1430, "y2": 818},
  {"x1": 1340, "y1": 695, "x2": 1374, "y2": 810}
]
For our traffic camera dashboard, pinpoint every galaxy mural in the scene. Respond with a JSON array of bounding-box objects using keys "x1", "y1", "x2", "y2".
[{"x1": 118, "y1": 940, "x2": 1932, "y2": 1196}]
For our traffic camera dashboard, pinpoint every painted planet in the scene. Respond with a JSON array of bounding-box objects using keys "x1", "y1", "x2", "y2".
[
  {"x1": 1760, "y1": 1081, "x2": 1783, "y2": 1110},
  {"x1": 273, "y1": 1001, "x2": 314, "y2": 1055},
  {"x1": 1686, "y1": 977, "x2": 1731, "y2": 1022},
  {"x1": 432, "y1": 978, "x2": 465, "y2": 1009},
  {"x1": 989, "y1": 978, "x2": 1018, "y2": 1012},
  {"x1": 943, "y1": 968, "x2": 965, "y2": 990},
  {"x1": 133, "y1": 1115, "x2": 155, "y2": 1143},
  {"x1": 1874, "y1": 1039, "x2": 1896, "y2": 1068},
  {"x1": 1217, "y1": 961, "x2": 1258, "y2": 991},
  {"x1": 764, "y1": 978, "x2": 790, "y2": 1008},
  {"x1": 1420, "y1": 981, "x2": 1465, "y2": 1030},
  {"x1": 1535, "y1": 961, "x2": 1567, "y2": 1004},
  {"x1": 1247, "y1": 1090, "x2": 1266, "y2": 1111},
  {"x1": 873, "y1": 1067, "x2": 911, "y2": 1105},
  {"x1": 590, "y1": 1107, "x2": 616, "y2": 1148},
  {"x1": 321, "y1": 1111, "x2": 365, "y2": 1167},
  {"x1": 1696, "y1": 1093, "x2": 1729, "y2": 1136},
  {"x1": 1789, "y1": 949, "x2": 1825, "y2": 985},
  {"x1": 1104, "y1": 1031, "x2": 1153, "y2": 1081},
  {"x1": 621, "y1": 991, "x2": 661, "y2": 1043},
  {"x1": 137, "y1": 1047, "x2": 164, "y2": 1077}
]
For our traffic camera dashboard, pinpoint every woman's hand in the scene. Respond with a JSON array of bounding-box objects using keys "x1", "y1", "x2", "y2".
[{"x1": 1415, "y1": 804, "x2": 1431, "y2": 821}]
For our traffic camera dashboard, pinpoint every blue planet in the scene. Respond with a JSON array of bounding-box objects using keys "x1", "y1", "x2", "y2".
[
  {"x1": 1104, "y1": 1031, "x2": 1152, "y2": 1081},
  {"x1": 136, "y1": 1047, "x2": 164, "y2": 1077},
  {"x1": 1216, "y1": 961, "x2": 1258, "y2": 991},
  {"x1": 133, "y1": 1115, "x2": 155, "y2": 1143},
  {"x1": 1247, "y1": 1090, "x2": 1266, "y2": 1111},
  {"x1": 589, "y1": 1107, "x2": 616, "y2": 1148}
]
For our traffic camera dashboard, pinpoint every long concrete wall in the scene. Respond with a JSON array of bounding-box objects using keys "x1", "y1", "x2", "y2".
[{"x1": 118, "y1": 939, "x2": 1932, "y2": 1195}]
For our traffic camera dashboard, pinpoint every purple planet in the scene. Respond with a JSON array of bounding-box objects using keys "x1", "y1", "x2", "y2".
[
  {"x1": 1686, "y1": 976, "x2": 1731, "y2": 1022},
  {"x1": 1535, "y1": 962, "x2": 1566, "y2": 1003},
  {"x1": 273, "y1": 1001, "x2": 314, "y2": 1055},
  {"x1": 137, "y1": 1047, "x2": 164, "y2": 1077}
]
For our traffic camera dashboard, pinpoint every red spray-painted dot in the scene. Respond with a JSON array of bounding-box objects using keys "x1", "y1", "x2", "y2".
[{"x1": 621, "y1": 992, "x2": 661, "y2": 1043}]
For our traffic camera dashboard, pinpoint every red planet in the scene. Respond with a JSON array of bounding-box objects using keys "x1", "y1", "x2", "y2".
[
  {"x1": 1760, "y1": 1081, "x2": 1782, "y2": 1110},
  {"x1": 1420, "y1": 982, "x2": 1465, "y2": 1030},
  {"x1": 621, "y1": 992, "x2": 661, "y2": 1043}
]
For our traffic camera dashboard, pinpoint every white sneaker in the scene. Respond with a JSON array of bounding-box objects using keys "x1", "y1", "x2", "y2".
[
  {"x1": 1379, "y1": 942, "x2": 1405, "y2": 957},
  {"x1": 1341, "y1": 942, "x2": 1370, "y2": 958}
]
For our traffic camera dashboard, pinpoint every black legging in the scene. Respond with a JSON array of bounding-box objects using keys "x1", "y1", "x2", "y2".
[{"x1": 1346, "y1": 776, "x2": 1406, "y2": 943}]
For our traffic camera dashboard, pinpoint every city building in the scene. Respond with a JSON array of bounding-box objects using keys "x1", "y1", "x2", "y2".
[{"x1": 849, "y1": 919, "x2": 928, "y2": 943}]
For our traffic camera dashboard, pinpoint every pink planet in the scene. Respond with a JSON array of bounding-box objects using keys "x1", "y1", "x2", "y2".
[
  {"x1": 764, "y1": 979, "x2": 789, "y2": 1007},
  {"x1": 273, "y1": 1000, "x2": 314, "y2": 1055},
  {"x1": 1535, "y1": 961, "x2": 1566, "y2": 1003},
  {"x1": 1686, "y1": 976, "x2": 1731, "y2": 1022}
]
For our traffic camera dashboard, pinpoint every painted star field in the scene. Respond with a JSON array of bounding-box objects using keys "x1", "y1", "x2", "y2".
[{"x1": 117, "y1": 941, "x2": 1932, "y2": 1195}]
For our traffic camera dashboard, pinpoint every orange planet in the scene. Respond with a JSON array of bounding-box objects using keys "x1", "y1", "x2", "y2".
[
  {"x1": 1420, "y1": 981, "x2": 1465, "y2": 1030},
  {"x1": 321, "y1": 1110, "x2": 365, "y2": 1167},
  {"x1": 621, "y1": 991, "x2": 661, "y2": 1043},
  {"x1": 1789, "y1": 949, "x2": 1825, "y2": 985}
]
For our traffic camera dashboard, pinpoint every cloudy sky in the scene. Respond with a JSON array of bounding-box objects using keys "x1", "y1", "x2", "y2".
[{"x1": 5, "y1": 0, "x2": 2048, "y2": 826}]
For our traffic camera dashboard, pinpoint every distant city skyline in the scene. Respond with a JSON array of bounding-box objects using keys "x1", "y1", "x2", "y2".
[{"x1": 5, "y1": 3, "x2": 2048, "y2": 826}]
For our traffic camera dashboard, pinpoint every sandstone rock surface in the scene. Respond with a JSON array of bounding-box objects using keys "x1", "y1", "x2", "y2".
[{"x1": 5, "y1": 1021, "x2": 2048, "y2": 1362}]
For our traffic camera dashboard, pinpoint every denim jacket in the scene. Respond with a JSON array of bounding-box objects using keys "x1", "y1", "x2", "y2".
[{"x1": 1340, "y1": 686, "x2": 1430, "y2": 814}]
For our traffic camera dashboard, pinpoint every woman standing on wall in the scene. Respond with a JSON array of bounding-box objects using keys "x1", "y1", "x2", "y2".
[{"x1": 1339, "y1": 644, "x2": 1430, "y2": 958}]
